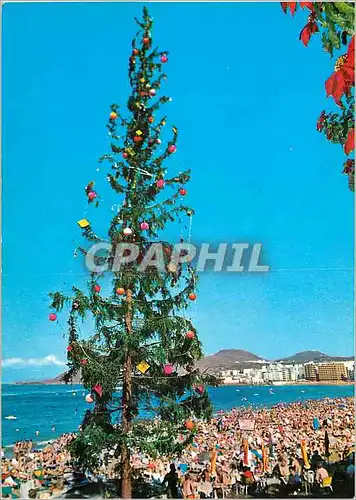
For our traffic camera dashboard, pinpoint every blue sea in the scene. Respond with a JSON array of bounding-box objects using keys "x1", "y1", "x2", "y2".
[{"x1": 2, "y1": 384, "x2": 354, "y2": 450}]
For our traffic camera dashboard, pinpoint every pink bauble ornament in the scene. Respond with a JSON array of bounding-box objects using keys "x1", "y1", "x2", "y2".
[
  {"x1": 123, "y1": 227, "x2": 133, "y2": 236},
  {"x1": 149, "y1": 89, "x2": 156, "y2": 97},
  {"x1": 186, "y1": 330, "x2": 195, "y2": 340},
  {"x1": 49, "y1": 313, "x2": 57, "y2": 322},
  {"x1": 88, "y1": 191, "x2": 97, "y2": 201},
  {"x1": 122, "y1": 152, "x2": 128, "y2": 159},
  {"x1": 156, "y1": 179, "x2": 165, "y2": 189},
  {"x1": 85, "y1": 394, "x2": 94, "y2": 403},
  {"x1": 163, "y1": 364, "x2": 173, "y2": 376},
  {"x1": 160, "y1": 54, "x2": 168, "y2": 63},
  {"x1": 140, "y1": 222, "x2": 149, "y2": 231},
  {"x1": 168, "y1": 145, "x2": 177, "y2": 154}
]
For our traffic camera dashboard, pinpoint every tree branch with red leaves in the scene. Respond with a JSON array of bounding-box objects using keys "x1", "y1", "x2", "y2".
[{"x1": 281, "y1": 2, "x2": 355, "y2": 191}]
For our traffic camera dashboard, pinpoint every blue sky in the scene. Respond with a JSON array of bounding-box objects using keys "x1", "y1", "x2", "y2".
[{"x1": 2, "y1": 2, "x2": 354, "y2": 382}]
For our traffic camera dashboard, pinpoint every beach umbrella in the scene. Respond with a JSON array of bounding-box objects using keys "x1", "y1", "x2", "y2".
[
  {"x1": 313, "y1": 417, "x2": 320, "y2": 431},
  {"x1": 324, "y1": 430, "x2": 330, "y2": 458},
  {"x1": 301, "y1": 439, "x2": 310, "y2": 469},
  {"x1": 251, "y1": 449, "x2": 262, "y2": 459},
  {"x1": 262, "y1": 446, "x2": 268, "y2": 472},
  {"x1": 243, "y1": 439, "x2": 249, "y2": 466},
  {"x1": 210, "y1": 448, "x2": 217, "y2": 476}
]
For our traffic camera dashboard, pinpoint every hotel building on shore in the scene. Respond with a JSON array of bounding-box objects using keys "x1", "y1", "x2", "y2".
[{"x1": 220, "y1": 360, "x2": 354, "y2": 385}]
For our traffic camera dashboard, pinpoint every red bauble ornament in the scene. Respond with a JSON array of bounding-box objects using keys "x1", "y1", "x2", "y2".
[
  {"x1": 156, "y1": 179, "x2": 165, "y2": 189},
  {"x1": 49, "y1": 313, "x2": 57, "y2": 322},
  {"x1": 195, "y1": 385, "x2": 205, "y2": 395},
  {"x1": 148, "y1": 116, "x2": 154, "y2": 123},
  {"x1": 122, "y1": 152, "x2": 128, "y2": 159},
  {"x1": 116, "y1": 287, "x2": 125, "y2": 296},
  {"x1": 67, "y1": 345, "x2": 73, "y2": 352},
  {"x1": 189, "y1": 293, "x2": 197, "y2": 301},
  {"x1": 81, "y1": 359, "x2": 88, "y2": 366},
  {"x1": 94, "y1": 284, "x2": 101, "y2": 293},
  {"x1": 185, "y1": 420, "x2": 195, "y2": 431},
  {"x1": 160, "y1": 54, "x2": 168, "y2": 63},
  {"x1": 109, "y1": 112, "x2": 118, "y2": 120},
  {"x1": 88, "y1": 191, "x2": 97, "y2": 201},
  {"x1": 163, "y1": 364, "x2": 173, "y2": 376},
  {"x1": 186, "y1": 330, "x2": 195, "y2": 340},
  {"x1": 134, "y1": 135, "x2": 143, "y2": 144},
  {"x1": 179, "y1": 188, "x2": 187, "y2": 196},
  {"x1": 143, "y1": 37, "x2": 150, "y2": 45},
  {"x1": 140, "y1": 91, "x2": 147, "y2": 97},
  {"x1": 93, "y1": 383, "x2": 103, "y2": 398},
  {"x1": 133, "y1": 49, "x2": 139, "y2": 55},
  {"x1": 168, "y1": 144, "x2": 177, "y2": 154}
]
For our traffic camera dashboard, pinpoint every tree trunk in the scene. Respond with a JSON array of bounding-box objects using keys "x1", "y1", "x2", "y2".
[{"x1": 121, "y1": 288, "x2": 133, "y2": 498}]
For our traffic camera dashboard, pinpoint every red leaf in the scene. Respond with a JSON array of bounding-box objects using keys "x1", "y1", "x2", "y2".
[
  {"x1": 344, "y1": 129, "x2": 354, "y2": 156},
  {"x1": 289, "y1": 2, "x2": 297, "y2": 15},
  {"x1": 340, "y1": 64, "x2": 355, "y2": 87},
  {"x1": 325, "y1": 71, "x2": 347, "y2": 105},
  {"x1": 347, "y1": 35, "x2": 354, "y2": 67},
  {"x1": 300, "y1": 2, "x2": 314, "y2": 11},
  {"x1": 299, "y1": 22, "x2": 319, "y2": 47},
  {"x1": 281, "y1": 2, "x2": 297, "y2": 14}
]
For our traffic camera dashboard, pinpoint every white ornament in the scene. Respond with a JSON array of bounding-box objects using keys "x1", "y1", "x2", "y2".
[
  {"x1": 85, "y1": 394, "x2": 94, "y2": 403},
  {"x1": 123, "y1": 227, "x2": 133, "y2": 236}
]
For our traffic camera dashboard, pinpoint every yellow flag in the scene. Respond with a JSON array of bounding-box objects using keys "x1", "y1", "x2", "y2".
[
  {"x1": 77, "y1": 219, "x2": 90, "y2": 228},
  {"x1": 137, "y1": 361, "x2": 150, "y2": 374}
]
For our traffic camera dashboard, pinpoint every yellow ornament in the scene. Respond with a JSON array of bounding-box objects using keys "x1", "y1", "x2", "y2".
[
  {"x1": 145, "y1": 83, "x2": 151, "y2": 88},
  {"x1": 136, "y1": 130, "x2": 143, "y2": 136},
  {"x1": 137, "y1": 361, "x2": 150, "y2": 374},
  {"x1": 172, "y1": 126, "x2": 178, "y2": 134},
  {"x1": 162, "y1": 120, "x2": 166, "y2": 126},
  {"x1": 126, "y1": 147, "x2": 135, "y2": 156},
  {"x1": 77, "y1": 219, "x2": 90, "y2": 228},
  {"x1": 140, "y1": 78, "x2": 145, "y2": 83}
]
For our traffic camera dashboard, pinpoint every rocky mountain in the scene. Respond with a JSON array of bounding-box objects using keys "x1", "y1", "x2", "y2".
[
  {"x1": 196, "y1": 349, "x2": 267, "y2": 373},
  {"x1": 277, "y1": 350, "x2": 354, "y2": 364}
]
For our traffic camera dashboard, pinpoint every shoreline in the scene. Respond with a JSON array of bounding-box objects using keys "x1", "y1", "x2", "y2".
[
  {"x1": 222, "y1": 380, "x2": 355, "y2": 387},
  {"x1": 7, "y1": 380, "x2": 355, "y2": 387}
]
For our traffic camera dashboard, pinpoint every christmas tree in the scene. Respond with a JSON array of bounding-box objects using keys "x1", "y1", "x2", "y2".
[{"x1": 49, "y1": 7, "x2": 218, "y2": 498}]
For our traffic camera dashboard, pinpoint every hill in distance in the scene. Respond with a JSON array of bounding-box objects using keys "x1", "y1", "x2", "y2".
[
  {"x1": 14, "y1": 349, "x2": 353, "y2": 384},
  {"x1": 277, "y1": 350, "x2": 354, "y2": 364}
]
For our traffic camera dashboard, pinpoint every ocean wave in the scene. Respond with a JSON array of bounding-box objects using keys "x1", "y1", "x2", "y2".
[{"x1": 3, "y1": 389, "x2": 80, "y2": 397}]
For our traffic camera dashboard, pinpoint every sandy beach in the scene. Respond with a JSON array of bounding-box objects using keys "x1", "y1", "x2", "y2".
[{"x1": 1, "y1": 396, "x2": 354, "y2": 498}]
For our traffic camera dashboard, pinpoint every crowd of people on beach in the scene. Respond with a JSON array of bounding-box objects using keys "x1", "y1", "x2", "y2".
[{"x1": 1, "y1": 397, "x2": 354, "y2": 498}]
